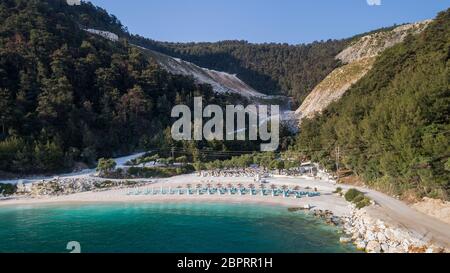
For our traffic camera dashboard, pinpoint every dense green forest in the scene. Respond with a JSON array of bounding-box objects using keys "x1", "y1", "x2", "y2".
[
  {"x1": 0, "y1": 0, "x2": 253, "y2": 175},
  {"x1": 293, "y1": 10, "x2": 450, "y2": 200}
]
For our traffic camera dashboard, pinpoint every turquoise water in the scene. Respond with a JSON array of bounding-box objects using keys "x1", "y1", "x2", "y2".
[{"x1": 0, "y1": 203, "x2": 358, "y2": 253}]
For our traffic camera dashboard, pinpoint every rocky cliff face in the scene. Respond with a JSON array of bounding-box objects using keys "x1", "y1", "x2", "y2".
[
  {"x1": 295, "y1": 57, "x2": 375, "y2": 119},
  {"x1": 143, "y1": 48, "x2": 269, "y2": 99},
  {"x1": 295, "y1": 20, "x2": 431, "y2": 121},
  {"x1": 336, "y1": 21, "x2": 431, "y2": 64}
]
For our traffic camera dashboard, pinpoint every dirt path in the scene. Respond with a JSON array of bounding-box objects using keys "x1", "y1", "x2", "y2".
[
  {"x1": 363, "y1": 190, "x2": 450, "y2": 248},
  {"x1": 0, "y1": 152, "x2": 146, "y2": 185},
  {"x1": 269, "y1": 176, "x2": 450, "y2": 248}
]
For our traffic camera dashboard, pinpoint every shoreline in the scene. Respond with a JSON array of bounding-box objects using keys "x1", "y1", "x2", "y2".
[
  {"x1": 1, "y1": 174, "x2": 449, "y2": 253},
  {"x1": 0, "y1": 188, "x2": 350, "y2": 216},
  {"x1": 0, "y1": 174, "x2": 352, "y2": 217}
]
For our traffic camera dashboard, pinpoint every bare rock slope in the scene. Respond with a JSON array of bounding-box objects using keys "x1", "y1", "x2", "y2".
[
  {"x1": 295, "y1": 57, "x2": 375, "y2": 119},
  {"x1": 144, "y1": 49, "x2": 269, "y2": 99},
  {"x1": 336, "y1": 21, "x2": 431, "y2": 63},
  {"x1": 296, "y1": 20, "x2": 431, "y2": 121}
]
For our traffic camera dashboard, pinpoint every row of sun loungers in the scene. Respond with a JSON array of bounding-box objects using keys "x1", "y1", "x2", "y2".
[
  {"x1": 199, "y1": 171, "x2": 268, "y2": 178},
  {"x1": 199, "y1": 167, "x2": 317, "y2": 178},
  {"x1": 126, "y1": 187, "x2": 321, "y2": 198}
]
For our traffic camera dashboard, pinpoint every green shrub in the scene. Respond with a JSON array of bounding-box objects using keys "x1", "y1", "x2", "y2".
[
  {"x1": 333, "y1": 187, "x2": 343, "y2": 193},
  {"x1": 127, "y1": 165, "x2": 195, "y2": 178},
  {"x1": 124, "y1": 180, "x2": 139, "y2": 186},
  {"x1": 352, "y1": 194, "x2": 365, "y2": 203},
  {"x1": 94, "y1": 180, "x2": 117, "y2": 189},
  {"x1": 344, "y1": 188, "x2": 372, "y2": 209},
  {"x1": 355, "y1": 197, "x2": 372, "y2": 209},
  {"x1": 97, "y1": 158, "x2": 117, "y2": 174},
  {"x1": 0, "y1": 183, "x2": 17, "y2": 195},
  {"x1": 345, "y1": 188, "x2": 363, "y2": 202}
]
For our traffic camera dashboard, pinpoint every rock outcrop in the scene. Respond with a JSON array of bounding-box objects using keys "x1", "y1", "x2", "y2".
[
  {"x1": 336, "y1": 21, "x2": 431, "y2": 64},
  {"x1": 342, "y1": 206, "x2": 448, "y2": 253},
  {"x1": 22, "y1": 178, "x2": 147, "y2": 196},
  {"x1": 84, "y1": 28, "x2": 119, "y2": 42},
  {"x1": 296, "y1": 20, "x2": 431, "y2": 121}
]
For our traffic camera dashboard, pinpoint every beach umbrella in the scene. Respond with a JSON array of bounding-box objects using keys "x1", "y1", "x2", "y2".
[
  {"x1": 237, "y1": 183, "x2": 243, "y2": 195},
  {"x1": 281, "y1": 185, "x2": 288, "y2": 198},
  {"x1": 270, "y1": 184, "x2": 277, "y2": 197},
  {"x1": 249, "y1": 184, "x2": 255, "y2": 195},
  {"x1": 227, "y1": 183, "x2": 233, "y2": 195},
  {"x1": 293, "y1": 186, "x2": 301, "y2": 198},
  {"x1": 259, "y1": 184, "x2": 266, "y2": 196}
]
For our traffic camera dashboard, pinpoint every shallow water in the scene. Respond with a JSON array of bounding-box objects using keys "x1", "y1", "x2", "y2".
[{"x1": 0, "y1": 202, "x2": 358, "y2": 253}]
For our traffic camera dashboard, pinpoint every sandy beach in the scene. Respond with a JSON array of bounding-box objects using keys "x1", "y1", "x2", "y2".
[
  {"x1": 1, "y1": 173, "x2": 449, "y2": 251},
  {"x1": 0, "y1": 175, "x2": 351, "y2": 216}
]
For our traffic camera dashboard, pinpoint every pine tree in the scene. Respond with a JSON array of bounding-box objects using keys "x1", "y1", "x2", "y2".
[
  {"x1": 0, "y1": 88, "x2": 12, "y2": 136},
  {"x1": 37, "y1": 76, "x2": 74, "y2": 125}
]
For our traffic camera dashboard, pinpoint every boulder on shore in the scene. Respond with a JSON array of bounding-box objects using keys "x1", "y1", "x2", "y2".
[
  {"x1": 355, "y1": 239, "x2": 367, "y2": 250},
  {"x1": 366, "y1": 241, "x2": 381, "y2": 253},
  {"x1": 340, "y1": 237, "x2": 352, "y2": 244}
]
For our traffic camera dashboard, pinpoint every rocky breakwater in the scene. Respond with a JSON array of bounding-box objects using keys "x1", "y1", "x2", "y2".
[
  {"x1": 19, "y1": 178, "x2": 150, "y2": 197},
  {"x1": 290, "y1": 203, "x2": 448, "y2": 253},
  {"x1": 341, "y1": 206, "x2": 449, "y2": 253},
  {"x1": 289, "y1": 207, "x2": 344, "y2": 226}
]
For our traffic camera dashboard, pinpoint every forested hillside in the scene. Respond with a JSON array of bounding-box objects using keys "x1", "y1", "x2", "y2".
[
  {"x1": 0, "y1": 0, "x2": 243, "y2": 174},
  {"x1": 294, "y1": 9, "x2": 450, "y2": 200},
  {"x1": 296, "y1": 20, "x2": 430, "y2": 120},
  {"x1": 57, "y1": 2, "x2": 349, "y2": 105},
  {"x1": 130, "y1": 38, "x2": 347, "y2": 105}
]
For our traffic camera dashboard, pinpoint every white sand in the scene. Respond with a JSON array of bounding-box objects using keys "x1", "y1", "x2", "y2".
[{"x1": 0, "y1": 175, "x2": 351, "y2": 216}]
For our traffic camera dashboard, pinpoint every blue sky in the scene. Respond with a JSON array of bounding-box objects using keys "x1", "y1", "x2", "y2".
[{"x1": 87, "y1": 0, "x2": 449, "y2": 44}]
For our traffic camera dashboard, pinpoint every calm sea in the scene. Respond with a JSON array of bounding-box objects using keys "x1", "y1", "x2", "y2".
[{"x1": 0, "y1": 202, "x2": 358, "y2": 253}]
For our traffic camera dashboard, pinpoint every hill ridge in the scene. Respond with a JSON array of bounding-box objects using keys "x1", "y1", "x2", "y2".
[{"x1": 295, "y1": 20, "x2": 432, "y2": 121}]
